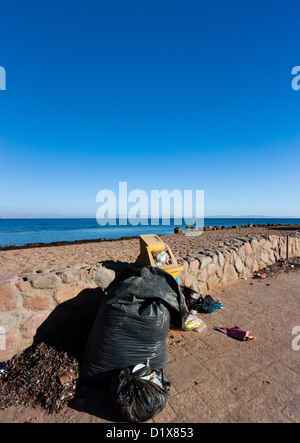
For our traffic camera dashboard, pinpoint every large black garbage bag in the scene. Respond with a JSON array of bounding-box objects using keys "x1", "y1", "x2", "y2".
[
  {"x1": 82, "y1": 266, "x2": 188, "y2": 384},
  {"x1": 109, "y1": 365, "x2": 170, "y2": 422}
]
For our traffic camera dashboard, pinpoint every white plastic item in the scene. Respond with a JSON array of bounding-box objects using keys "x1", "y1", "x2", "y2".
[
  {"x1": 184, "y1": 314, "x2": 207, "y2": 333},
  {"x1": 153, "y1": 250, "x2": 171, "y2": 266},
  {"x1": 132, "y1": 364, "x2": 146, "y2": 373},
  {"x1": 133, "y1": 364, "x2": 164, "y2": 388}
]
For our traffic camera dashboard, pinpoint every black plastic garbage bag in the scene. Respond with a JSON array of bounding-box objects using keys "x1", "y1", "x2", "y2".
[
  {"x1": 182, "y1": 287, "x2": 223, "y2": 314},
  {"x1": 109, "y1": 365, "x2": 170, "y2": 422},
  {"x1": 82, "y1": 266, "x2": 188, "y2": 384},
  {"x1": 181, "y1": 286, "x2": 204, "y2": 311}
]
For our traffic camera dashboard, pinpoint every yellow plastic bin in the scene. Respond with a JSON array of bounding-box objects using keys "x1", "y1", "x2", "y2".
[{"x1": 135, "y1": 234, "x2": 183, "y2": 282}]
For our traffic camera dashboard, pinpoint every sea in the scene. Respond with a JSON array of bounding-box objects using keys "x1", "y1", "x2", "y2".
[{"x1": 0, "y1": 217, "x2": 299, "y2": 248}]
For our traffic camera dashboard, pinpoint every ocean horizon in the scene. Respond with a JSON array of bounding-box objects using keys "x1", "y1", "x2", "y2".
[{"x1": 0, "y1": 217, "x2": 299, "y2": 247}]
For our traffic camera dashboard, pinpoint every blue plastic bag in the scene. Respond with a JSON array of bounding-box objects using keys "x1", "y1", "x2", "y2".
[{"x1": 201, "y1": 295, "x2": 223, "y2": 314}]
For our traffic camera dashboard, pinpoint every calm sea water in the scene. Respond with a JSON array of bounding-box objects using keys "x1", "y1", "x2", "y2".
[{"x1": 0, "y1": 218, "x2": 299, "y2": 247}]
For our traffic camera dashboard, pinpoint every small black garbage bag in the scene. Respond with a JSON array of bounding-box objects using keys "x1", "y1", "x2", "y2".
[
  {"x1": 182, "y1": 287, "x2": 223, "y2": 314},
  {"x1": 181, "y1": 286, "x2": 204, "y2": 311},
  {"x1": 82, "y1": 266, "x2": 188, "y2": 384},
  {"x1": 109, "y1": 365, "x2": 170, "y2": 422}
]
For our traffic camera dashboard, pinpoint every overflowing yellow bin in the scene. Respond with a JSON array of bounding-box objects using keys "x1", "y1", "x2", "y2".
[{"x1": 135, "y1": 234, "x2": 183, "y2": 282}]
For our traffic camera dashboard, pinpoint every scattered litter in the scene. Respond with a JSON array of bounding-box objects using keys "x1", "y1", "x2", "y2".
[
  {"x1": 252, "y1": 258, "x2": 300, "y2": 279},
  {"x1": 109, "y1": 364, "x2": 170, "y2": 423},
  {"x1": 254, "y1": 273, "x2": 268, "y2": 279},
  {"x1": 184, "y1": 314, "x2": 207, "y2": 333},
  {"x1": 215, "y1": 326, "x2": 256, "y2": 341},
  {"x1": 182, "y1": 287, "x2": 223, "y2": 314}
]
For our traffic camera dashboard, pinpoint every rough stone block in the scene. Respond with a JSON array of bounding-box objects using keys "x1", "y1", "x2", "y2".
[
  {"x1": 207, "y1": 273, "x2": 220, "y2": 290},
  {"x1": 234, "y1": 258, "x2": 244, "y2": 274},
  {"x1": 0, "y1": 283, "x2": 18, "y2": 311},
  {"x1": 197, "y1": 268, "x2": 208, "y2": 282},
  {"x1": 188, "y1": 259, "x2": 200, "y2": 273},
  {"x1": 229, "y1": 250, "x2": 238, "y2": 265},
  {"x1": 184, "y1": 274, "x2": 197, "y2": 289},
  {"x1": 198, "y1": 255, "x2": 212, "y2": 269},
  {"x1": 55, "y1": 284, "x2": 88, "y2": 304},
  {"x1": 252, "y1": 259, "x2": 259, "y2": 273},
  {"x1": 237, "y1": 247, "x2": 246, "y2": 261},
  {"x1": 24, "y1": 294, "x2": 51, "y2": 310},
  {"x1": 216, "y1": 267, "x2": 223, "y2": 278},
  {"x1": 20, "y1": 311, "x2": 51, "y2": 339},
  {"x1": 17, "y1": 280, "x2": 32, "y2": 292},
  {"x1": 269, "y1": 250, "x2": 275, "y2": 264},
  {"x1": 206, "y1": 263, "x2": 218, "y2": 276},
  {"x1": 244, "y1": 256, "x2": 253, "y2": 269},
  {"x1": 221, "y1": 263, "x2": 238, "y2": 283},
  {"x1": 56, "y1": 268, "x2": 83, "y2": 284},
  {"x1": 30, "y1": 273, "x2": 61, "y2": 289},
  {"x1": 182, "y1": 260, "x2": 189, "y2": 272},
  {"x1": 262, "y1": 241, "x2": 272, "y2": 252},
  {"x1": 0, "y1": 311, "x2": 28, "y2": 334},
  {"x1": 0, "y1": 274, "x2": 19, "y2": 285},
  {"x1": 218, "y1": 252, "x2": 225, "y2": 268},
  {"x1": 178, "y1": 270, "x2": 186, "y2": 286},
  {"x1": 0, "y1": 329, "x2": 23, "y2": 362},
  {"x1": 251, "y1": 238, "x2": 259, "y2": 250},
  {"x1": 197, "y1": 282, "x2": 208, "y2": 294},
  {"x1": 244, "y1": 242, "x2": 252, "y2": 255},
  {"x1": 93, "y1": 267, "x2": 116, "y2": 290},
  {"x1": 260, "y1": 250, "x2": 270, "y2": 265}
]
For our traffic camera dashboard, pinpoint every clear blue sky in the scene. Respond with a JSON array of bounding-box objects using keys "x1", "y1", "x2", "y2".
[{"x1": 0, "y1": 0, "x2": 300, "y2": 218}]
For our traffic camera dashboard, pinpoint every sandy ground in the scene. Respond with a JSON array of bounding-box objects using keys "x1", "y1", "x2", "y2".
[{"x1": 0, "y1": 226, "x2": 299, "y2": 276}]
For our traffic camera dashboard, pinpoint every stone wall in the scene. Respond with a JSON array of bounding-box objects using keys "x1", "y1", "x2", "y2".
[
  {"x1": 0, "y1": 233, "x2": 299, "y2": 361},
  {"x1": 0, "y1": 264, "x2": 116, "y2": 361},
  {"x1": 178, "y1": 233, "x2": 300, "y2": 293}
]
